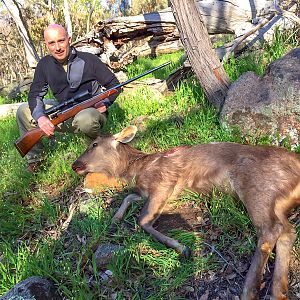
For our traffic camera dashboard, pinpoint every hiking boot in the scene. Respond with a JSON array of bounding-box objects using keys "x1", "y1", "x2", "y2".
[
  {"x1": 83, "y1": 172, "x2": 125, "y2": 193},
  {"x1": 26, "y1": 162, "x2": 42, "y2": 173}
]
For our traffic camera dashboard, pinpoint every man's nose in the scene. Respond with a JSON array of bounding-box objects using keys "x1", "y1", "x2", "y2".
[{"x1": 55, "y1": 42, "x2": 61, "y2": 50}]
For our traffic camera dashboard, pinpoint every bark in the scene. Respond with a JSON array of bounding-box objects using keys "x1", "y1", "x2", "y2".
[
  {"x1": 46, "y1": 0, "x2": 55, "y2": 24},
  {"x1": 3, "y1": 0, "x2": 39, "y2": 68},
  {"x1": 87, "y1": 0, "x2": 97, "y2": 33},
  {"x1": 170, "y1": 0, "x2": 230, "y2": 109},
  {"x1": 63, "y1": 0, "x2": 73, "y2": 38}
]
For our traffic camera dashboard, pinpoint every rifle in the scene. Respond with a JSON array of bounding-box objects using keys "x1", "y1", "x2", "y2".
[{"x1": 15, "y1": 61, "x2": 171, "y2": 157}]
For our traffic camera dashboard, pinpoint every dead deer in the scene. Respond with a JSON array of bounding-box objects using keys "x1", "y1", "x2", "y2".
[{"x1": 72, "y1": 125, "x2": 300, "y2": 300}]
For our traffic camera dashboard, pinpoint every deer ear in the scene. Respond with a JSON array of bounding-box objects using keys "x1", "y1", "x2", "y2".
[{"x1": 114, "y1": 125, "x2": 137, "y2": 144}]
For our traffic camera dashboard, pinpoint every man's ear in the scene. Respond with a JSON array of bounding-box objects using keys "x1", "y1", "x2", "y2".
[
  {"x1": 114, "y1": 126, "x2": 137, "y2": 144},
  {"x1": 44, "y1": 41, "x2": 49, "y2": 50}
]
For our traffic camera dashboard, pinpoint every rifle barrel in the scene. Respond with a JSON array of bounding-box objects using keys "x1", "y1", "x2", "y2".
[{"x1": 114, "y1": 61, "x2": 171, "y2": 90}]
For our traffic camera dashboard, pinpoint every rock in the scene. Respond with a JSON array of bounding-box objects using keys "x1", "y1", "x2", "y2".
[
  {"x1": 94, "y1": 243, "x2": 123, "y2": 268},
  {"x1": 0, "y1": 276, "x2": 61, "y2": 300},
  {"x1": 220, "y1": 48, "x2": 300, "y2": 147}
]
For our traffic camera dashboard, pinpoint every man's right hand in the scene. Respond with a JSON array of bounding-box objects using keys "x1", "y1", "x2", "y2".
[{"x1": 37, "y1": 116, "x2": 55, "y2": 136}]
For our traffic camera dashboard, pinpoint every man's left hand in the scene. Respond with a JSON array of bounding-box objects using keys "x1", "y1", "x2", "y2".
[{"x1": 96, "y1": 103, "x2": 107, "y2": 113}]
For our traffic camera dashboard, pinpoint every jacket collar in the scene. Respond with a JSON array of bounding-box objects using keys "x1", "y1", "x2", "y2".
[
  {"x1": 50, "y1": 46, "x2": 77, "y2": 64},
  {"x1": 68, "y1": 46, "x2": 77, "y2": 62}
]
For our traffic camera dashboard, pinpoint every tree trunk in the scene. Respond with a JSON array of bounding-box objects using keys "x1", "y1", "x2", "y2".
[
  {"x1": 3, "y1": 0, "x2": 39, "y2": 68},
  {"x1": 170, "y1": 0, "x2": 230, "y2": 110},
  {"x1": 87, "y1": 0, "x2": 97, "y2": 33},
  {"x1": 63, "y1": 0, "x2": 73, "y2": 38},
  {"x1": 46, "y1": 0, "x2": 55, "y2": 24}
]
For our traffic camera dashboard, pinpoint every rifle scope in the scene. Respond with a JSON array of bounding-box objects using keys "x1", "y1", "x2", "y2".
[{"x1": 44, "y1": 89, "x2": 90, "y2": 115}]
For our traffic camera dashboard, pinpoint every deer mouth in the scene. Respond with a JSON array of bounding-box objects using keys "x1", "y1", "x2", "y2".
[{"x1": 72, "y1": 161, "x2": 87, "y2": 174}]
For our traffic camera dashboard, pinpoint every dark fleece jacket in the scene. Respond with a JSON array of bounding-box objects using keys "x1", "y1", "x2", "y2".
[{"x1": 28, "y1": 47, "x2": 120, "y2": 121}]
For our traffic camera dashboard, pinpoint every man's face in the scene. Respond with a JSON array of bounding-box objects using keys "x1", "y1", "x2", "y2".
[{"x1": 44, "y1": 27, "x2": 71, "y2": 63}]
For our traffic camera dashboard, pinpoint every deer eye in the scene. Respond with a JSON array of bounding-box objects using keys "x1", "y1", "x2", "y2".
[{"x1": 92, "y1": 142, "x2": 98, "y2": 147}]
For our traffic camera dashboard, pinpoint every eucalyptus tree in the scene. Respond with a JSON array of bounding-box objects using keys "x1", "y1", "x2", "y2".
[
  {"x1": 2, "y1": 0, "x2": 39, "y2": 68},
  {"x1": 62, "y1": 0, "x2": 72, "y2": 38}
]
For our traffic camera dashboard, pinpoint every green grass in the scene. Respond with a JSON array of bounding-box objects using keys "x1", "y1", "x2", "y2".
[{"x1": 0, "y1": 31, "x2": 299, "y2": 299}]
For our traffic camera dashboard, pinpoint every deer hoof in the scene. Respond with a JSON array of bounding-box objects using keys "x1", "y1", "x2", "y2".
[{"x1": 181, "y1": 246, "x2": 192, "y2": 258}]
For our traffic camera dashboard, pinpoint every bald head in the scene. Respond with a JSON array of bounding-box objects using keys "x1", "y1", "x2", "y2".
[
  {"x1": 44, "y1": 24, "x2": 71, "y2": 63},
  {"x1": 44, "y1": 24, "x2": 68, "y2": 40}
]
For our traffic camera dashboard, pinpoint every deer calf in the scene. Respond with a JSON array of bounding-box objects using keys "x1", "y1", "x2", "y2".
[{"x1": 72, "y1": 125, "x2": 300, "y2": 300}]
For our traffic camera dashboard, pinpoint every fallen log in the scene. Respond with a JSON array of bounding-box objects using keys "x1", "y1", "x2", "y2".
[{"x1": 73, "y1": 1, "x2": 298, "y2": 70}]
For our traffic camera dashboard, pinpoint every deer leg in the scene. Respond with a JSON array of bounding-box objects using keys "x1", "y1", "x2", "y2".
[
  {"x1": 271, "y1": 223, "x2": 296, "y2": 300},
  {"x1": 112, "y1": 193, "x2": 142, "y2": 222},
  {"x1": 109, "y1": 193, "x2": 142, "y2": 233},
  {"x1": 138, "y1": 191, "x2": 191, "y2": 258},
  {"x1": 242, "y1": 223, "x2": 283, "y2": 300}
]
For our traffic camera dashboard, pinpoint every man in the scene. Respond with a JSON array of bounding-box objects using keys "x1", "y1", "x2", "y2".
[{"x1": 16, "y1": 24, "x2": 120, "y2": 172}]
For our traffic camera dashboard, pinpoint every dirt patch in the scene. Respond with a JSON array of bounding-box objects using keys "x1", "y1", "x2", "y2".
[{"x1": 154, "y1": 201, "x2": 203, "y2": 232}]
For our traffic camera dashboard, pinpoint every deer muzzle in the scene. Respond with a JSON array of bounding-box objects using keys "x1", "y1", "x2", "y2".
[{"x1": 72, "y1": 160, "x2": 87, "y2": 174}]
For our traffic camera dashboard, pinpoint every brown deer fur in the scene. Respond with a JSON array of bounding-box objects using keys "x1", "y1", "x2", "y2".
[{"x1": 72, "y1": 126, "x2": 300, "y2": 300}]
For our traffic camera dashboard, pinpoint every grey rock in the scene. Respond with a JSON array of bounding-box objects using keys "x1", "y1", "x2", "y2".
[
  {"x1": 0, "y1": 276, "x2": 61, "y2": 300},
  {"x1": 94, "y1": 243, "x2": 123, "y2": 268},
  {"x1": 220, "y1": 48, "x2": 300, "y2": 146}
]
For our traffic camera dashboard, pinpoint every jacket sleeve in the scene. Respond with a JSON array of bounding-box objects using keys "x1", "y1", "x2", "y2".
[
  {"x1": 28, "y1": 60, "x2": 49, "y2": 121},
  {"x1": 92, "y1": 56, "x2": 121, "y2": 107}
]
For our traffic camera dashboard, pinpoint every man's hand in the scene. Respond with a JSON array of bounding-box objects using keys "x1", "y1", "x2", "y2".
[
  {"x1": 96, "y1": 103, "x2": 107, "y2": 113},
  {"x1": 37, "y1": 116, "x2": 55, "y2": 136}
]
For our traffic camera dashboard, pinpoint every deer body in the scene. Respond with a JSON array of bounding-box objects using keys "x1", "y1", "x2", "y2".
[{"x1": 72, "y1": 126, "x2": 300, "y2": 300}]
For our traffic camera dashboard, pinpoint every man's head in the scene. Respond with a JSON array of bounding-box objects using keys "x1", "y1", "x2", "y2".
[{"x1": 44, "y1": 24, "x2": 71, "y2": 63}]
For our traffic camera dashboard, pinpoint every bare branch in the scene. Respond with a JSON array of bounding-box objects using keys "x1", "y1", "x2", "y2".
[{"x1": 223, "y1": 13, "x2": 276, "y2": 62}]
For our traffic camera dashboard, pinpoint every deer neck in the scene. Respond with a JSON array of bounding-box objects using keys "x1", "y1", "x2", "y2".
[{"x1": 117, "y1": 144, "x2": 148, "y2": 182}]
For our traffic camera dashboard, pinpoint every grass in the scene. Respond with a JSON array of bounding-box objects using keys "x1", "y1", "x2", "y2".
[{"x1": 0, "y1": 31, "x2": 299, "y2": 299}]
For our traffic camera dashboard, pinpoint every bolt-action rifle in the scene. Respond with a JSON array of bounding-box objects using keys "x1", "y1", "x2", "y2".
[{"x1": 15, "y1": 61, "x2": 171, "y2": 157}]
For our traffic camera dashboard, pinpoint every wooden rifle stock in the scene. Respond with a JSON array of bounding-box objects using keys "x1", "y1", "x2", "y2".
[{"x1": 14, "y1": 88, "x2": 118, "y2": 157}]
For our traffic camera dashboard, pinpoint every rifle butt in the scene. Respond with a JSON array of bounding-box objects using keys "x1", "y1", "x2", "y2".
[{"x1": 15, "y1": 128, "x2": 45, "y2": 157}]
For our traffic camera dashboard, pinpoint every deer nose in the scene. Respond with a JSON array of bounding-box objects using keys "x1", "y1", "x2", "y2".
[{"x1": 72, "y1": 160, "x2": 86, "y2": 173}]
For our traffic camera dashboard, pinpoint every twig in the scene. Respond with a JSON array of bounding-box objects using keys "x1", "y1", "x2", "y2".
[
  {"x1": 281, "y1": 10, "x2": 300, "y2": 25},
  {"x1": 61, "y1": 203, "x2": 76, "y2": 231},
  {"x1": 274, "y1": 0, "x2": 300, "y2": 25},
  {"x1": 54, "y1": 203, "x2": 77, "y2": 240},
  {"x1": 223, "y1": 13, "x2": 275, "y2": 62},
  {"x1": 202, "y1": 241, "x2": 245, "y2": 279}
]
